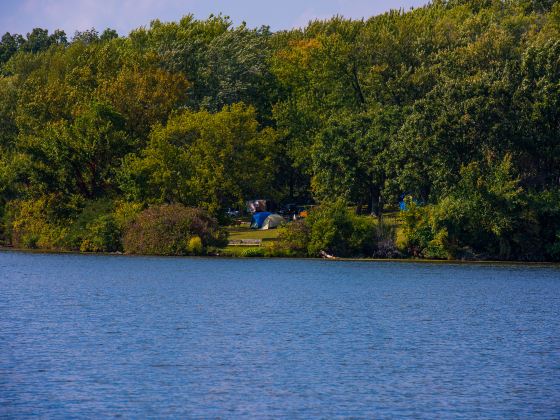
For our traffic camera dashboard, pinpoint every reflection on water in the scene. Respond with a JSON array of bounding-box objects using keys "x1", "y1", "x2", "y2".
[{"x1": 1, "y1": 251, "x2": 559, "y2": 418}]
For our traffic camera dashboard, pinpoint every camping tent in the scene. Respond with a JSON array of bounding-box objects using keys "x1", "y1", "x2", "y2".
[
  {"x1": 261, "y1": 214, "x2": 285, "y2": 230},
  {"x1": 250, "y1": 212, "x2": 271, "y2": 229}
]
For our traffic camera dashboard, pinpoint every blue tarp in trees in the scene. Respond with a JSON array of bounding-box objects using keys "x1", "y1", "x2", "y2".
[
  {"x1": 250, "y1": 212, "x2": 272, "y2": 229},
  {"x1": 399, "y1": 194, "x2": 421, "y2": 211}
]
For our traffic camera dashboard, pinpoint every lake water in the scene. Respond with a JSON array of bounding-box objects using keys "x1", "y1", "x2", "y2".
[{"x1": 1, "y1": 251, "x2": 559, "y2": 418}]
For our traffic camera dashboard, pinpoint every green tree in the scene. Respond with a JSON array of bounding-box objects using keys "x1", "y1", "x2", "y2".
[
  {"x1": 19, "y1": 102, "x2": 130, "y2": 198},
  {"x1": 119, "y1": 103, "x2": 277, "y2": 214},
  {"x1": 0, "y1": 32, "x2": 24, "y2": 67}
]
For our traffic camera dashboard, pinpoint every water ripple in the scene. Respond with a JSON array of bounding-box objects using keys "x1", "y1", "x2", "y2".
[{"x1": 0, "y1": 251, "x2": 559, "y2": 418}]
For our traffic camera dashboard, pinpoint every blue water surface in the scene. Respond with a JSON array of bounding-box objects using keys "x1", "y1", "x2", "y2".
[{"x1": 0, "y1": 251, "x2": 559, "y2": 418}]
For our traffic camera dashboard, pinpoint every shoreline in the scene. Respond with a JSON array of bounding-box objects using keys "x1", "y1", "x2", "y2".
[{"x1": 1, "y1": 246, "x2": 558, "y2": 267}]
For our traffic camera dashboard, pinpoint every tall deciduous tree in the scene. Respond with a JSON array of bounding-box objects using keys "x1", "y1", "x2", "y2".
[{"x1": 119, "y1": 103, "x2": 277, "y2": 213}]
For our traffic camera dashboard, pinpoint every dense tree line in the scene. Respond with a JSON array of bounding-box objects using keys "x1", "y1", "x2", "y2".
[{"x1": 0, "y1": 0, "x2": 559, "y2": 260}]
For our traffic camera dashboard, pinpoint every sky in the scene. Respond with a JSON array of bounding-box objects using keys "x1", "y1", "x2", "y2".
[{"x1": 0, "y1": 0, "x2": 430, "y2": 37}]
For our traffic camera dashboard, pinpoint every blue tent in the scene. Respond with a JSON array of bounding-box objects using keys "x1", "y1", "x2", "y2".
[
  {"x1": 250, "y1": 212, "x2": 272, "y2": 229},
  {"x1": 399, "y1": 194, "x2": 421, "y2": 211}
]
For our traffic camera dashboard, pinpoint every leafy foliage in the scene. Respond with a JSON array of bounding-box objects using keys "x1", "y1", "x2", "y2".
[
  {"x1": 276, "y1": 201, "x2": 381, "y2": 258},
  {"x1": 122, "y1": 204, "x2": 227, "y2": 255},
  {"x1": 118, "y1": 103, "x2": 276, "y2": 214},
  {"x1": 398, "y1": 155, "x2": 550, "y2": 260},
  {"x1": 0, "y1": 2, "x2": 559, "y2": 260}
]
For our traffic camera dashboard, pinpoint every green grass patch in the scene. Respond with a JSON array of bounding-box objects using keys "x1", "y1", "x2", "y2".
[{"x1": 226, "y1": 226, "x2": 281, "y2": 241}]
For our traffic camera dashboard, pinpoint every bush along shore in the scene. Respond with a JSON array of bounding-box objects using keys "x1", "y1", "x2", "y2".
[
  {"x1": 1, "y1": 1, "x2": 559, "y2": 261},
  {"x1": 0, "y1": 200, "x2": 558, "y2": 262}
]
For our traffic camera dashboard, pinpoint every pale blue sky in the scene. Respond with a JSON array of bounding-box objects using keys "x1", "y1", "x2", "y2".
[{"x1": 1, "y1": 0, "x2": 430, "y2": 37}]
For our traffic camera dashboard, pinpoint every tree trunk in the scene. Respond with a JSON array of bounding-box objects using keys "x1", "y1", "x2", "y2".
[{"x1": 369, "y1": 184, "x2": 380, "y2": 217}]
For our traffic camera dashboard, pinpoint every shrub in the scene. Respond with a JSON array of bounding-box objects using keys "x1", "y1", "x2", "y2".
[
  {"x1": 79, "y1": 215, "x2": 121, "y2": 252},
  {"x1": 397, "y1": 157, "x2": 557, "y2": 261},
  {"x1": 398, "y1": 199, "x2": 452, "y2": 259},
  {"x1": 123, "y1": 204, "x2": 226, "y2": 255},
  {"x1": 306, "y1": 201, "x2": 353, "y2": 257},
  {"x1": 187, "y1": 235, "x2": 203, "y2": 255},
  {"x1": 0, "y1": 203, "x2": 6, "y2": 246},
  {"x1": 276, "y1": 201, "x2": 379, "y2": 258},
  {"x1": 6, "y1": 197, "x2": 71, "y2": 250},
  {"x1": 63, "y1": 199, "x2": 117, "y2": 250},
  {"x1": 348, "y1": 215, "x2": 377, "y2": 256},
  {"x1": 306, "y1": 201, "x2": 378, "y2": 257},
  {"x1": 7, "y1": 198, "x2": 126, "y2": 253},
  {"x1": 531, "y1": 189, "x2": 560, "y2": 261},
  {"x1": 275, "y1": 219, "x2": 311, "y2": 257},
  {"x1": 433, "y1": 157, "x2": 535, "y2": 260},
  {"x1": 113, "y1": 201, "x2": 143, "y2": 231}
]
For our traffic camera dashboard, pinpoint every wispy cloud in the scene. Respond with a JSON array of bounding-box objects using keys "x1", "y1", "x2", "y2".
[
  {"x1": 0, "y1": 0, "x2": 429, "y2": 37},
  {"x1": 2, "y1": 0, "x2": 200, "y2": 36}
]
